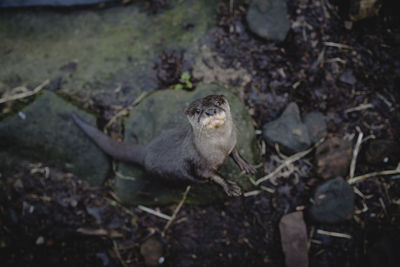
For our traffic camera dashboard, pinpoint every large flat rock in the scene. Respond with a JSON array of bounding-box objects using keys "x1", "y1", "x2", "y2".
[
  {"x1": 0, "y1": 0, "x2": 216, "y2": 104},
  {"x1": 115, "y1": 83, "x2": 259, "y2": 205},
  {"x1": 0, "y1": 91, "x2": 110, "y2": 185}
]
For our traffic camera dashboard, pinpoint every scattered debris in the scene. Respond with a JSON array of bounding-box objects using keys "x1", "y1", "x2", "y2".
[
  {"x1": 0, "y1": 79, "x2": 49, "y2": 104},
  {"x1": 252, "y1": 138, "x2": 324, "y2": 185}
]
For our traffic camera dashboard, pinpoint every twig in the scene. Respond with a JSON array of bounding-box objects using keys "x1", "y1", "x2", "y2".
[
  {"x1": 253, "y1": 138, "x2": 325, "y2": 185},
  {"x1": 317, "y1": 229, "x2": 352, "y2": 239},
  {"x1": 349, "y1": 128, "x2": 363, "y2": 179},
  {"x1": 162, "y1": 185, "x2": 191, "y2": 235},
  {"x1": 243, "y1": 190, "x2": 261, "y2": 197},
  {"x1": 323, "y1": 41, "x2": 353, "y2": 50},
  {"x1": 345, "y1": 103, "x2": 374, "y2": 113},
  {"x1": 113, "y1": 240, "x2": 129, "y2": 267},
  {"x1": 138, "y1": 205, "x2": 172, "y2": 221},
  {"x1": 0, "y1": 79, "x2": 50, "y2": 104},
  {"x1": 348, "y1": 163, "x2": 400, "y2": 184},
  {"x1": 104, "y1": 91, "x2": 150, "y2": 130},
  {"x1": 379, "y1": 198, "x2": 388, "y2": 217}
]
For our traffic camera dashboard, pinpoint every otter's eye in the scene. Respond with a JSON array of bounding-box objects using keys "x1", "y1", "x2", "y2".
[
  {"x1": 215, "y1": 100, "x2": 221, "y2": 106},
  {"x1": 195, "y1": 108, "x2": 201, "y2": 114}
]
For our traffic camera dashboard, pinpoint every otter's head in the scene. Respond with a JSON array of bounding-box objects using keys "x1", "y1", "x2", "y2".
[{"x1": 185, "y1": 95, "x2": 231, "y2": 131}]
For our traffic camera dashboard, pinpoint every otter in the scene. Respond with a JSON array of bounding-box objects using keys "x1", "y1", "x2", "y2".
[{"x1": 72, "y1": 94, "x2": 255, "y2": 196}]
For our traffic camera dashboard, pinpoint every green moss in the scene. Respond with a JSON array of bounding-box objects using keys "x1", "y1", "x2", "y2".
[{"x1": 0, "y1": 0, "x2": 216, "y2": 103}]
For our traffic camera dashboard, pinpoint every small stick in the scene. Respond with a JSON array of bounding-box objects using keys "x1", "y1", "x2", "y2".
[
  {"x1": 348, "y1": 164, "x2": 400, "y2": 184},
  {"x1": 0, "y1": 79, "x2": 49, "y2": 104},
  {"x1": 254, "y1": 138, "x2": 325, "y2": 185},
  {"x1": 243, "y1": 190, "x2": 261, "y2": 197},
  {"x1": 161, "y1": 185, "x2": 191, "y2": 236},
  {"x1": 138, "y1": 205, "x2": 172, "y2": 221},
  {"x1": 104, "y1": 91, "x2": 150, "y2": 130},
  {"x1": 345, "y1": 103, "x2": 374, "y2": 113},
  {"x1": 162, "y1": 185, "x2": 191, "y2": 235},
  {"x1": 113, "y1": 240, "x2": 129, "y2": 267},
  {"x1": 317, "y1": 229, "x2": 352, "y2": 239},
  {"x1": 349, "y1": 128, "x2": 363, "y2": 179},
  {"x1": 323, "y1": 41, "x2": 353, "y2": 49}
]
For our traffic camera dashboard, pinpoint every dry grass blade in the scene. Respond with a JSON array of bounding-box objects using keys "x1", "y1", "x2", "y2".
[
  {"x1": 348, "y1": 163, "x2": 400, "y2": 184},
  {"x1": 162, "y1": 185, "x2": 191, "y2": 235},
  {"x1": 104, "y1": 91, "x2": 150, "y2": 130},
  {"x1": 253, "y1": 138, "x2": 325, "y2": 185},
  {"x1": 349, "y1": 128, "x2": 363, "y2": 179},
  {"x1": 138, "y1": 205, "x2": 172, "y2": 221},
  {"x1": 345, "y1": 103, "x2": 373, "y2": 113},
  {"x1": 0, "y1": 79, "x2": 50, "y2": 104},
  {"x1": 113, "y1": 240, "x2": 129, "y2": 267},
  {"x1": 323, "y1": 41, "x2": 353, "y2": 49},
  {"x1": 317, "y1": 229, "x2": 352, "y2": 239}
]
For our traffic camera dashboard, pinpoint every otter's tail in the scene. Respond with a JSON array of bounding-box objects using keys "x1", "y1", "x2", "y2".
[{"x1": 72, "y1": 113, "x2": 145, "y2": 165}]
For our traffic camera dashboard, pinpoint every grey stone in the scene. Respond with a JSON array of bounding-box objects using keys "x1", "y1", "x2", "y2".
[
  {"x1": 263, "y1": 103, "x2": 327, "y2": 154},
  {"x1": 310, "y1": 177, "x2": 354, "y2": 223},
  {"x1": 115, "y1": 83, "x2": 259, "y2": 205},
  {"x1": 303, "y1": 111, "x2": 327, "y2": 144},
  {"x1": 246, "y1": 0, "x2": 290, "y2": 41},
  {"x1": 263, "y1": 103, "x2": 310, "y2": 154},
  {"x1": 0, "y1": 91, "x2": 110, "y2": 186},
  {"x1": 279, "y1": 212, "x2": 309, "y2": 267}
]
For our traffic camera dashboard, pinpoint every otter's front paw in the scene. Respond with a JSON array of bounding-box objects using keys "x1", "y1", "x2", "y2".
[
  {"x1": 224, "y1": 181, "x2": 242, "y2": 197},
  {"x1": 239, "y1": 161, "x2": 256, "y2": 175}
]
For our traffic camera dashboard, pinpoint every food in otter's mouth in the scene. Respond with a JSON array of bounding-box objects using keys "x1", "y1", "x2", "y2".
[
  {"x1": 72, "y1": 94, "x2": 256, "y2": 197},
  {"x1": 204, "y1": 112, "x2": 226, "y2": 128}
]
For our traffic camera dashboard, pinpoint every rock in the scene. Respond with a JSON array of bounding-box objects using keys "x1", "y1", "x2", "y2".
[
  {"x1": 303, "y1": 112, "x2": 327, "y2": 144},
  {"x1": 349, "y1": 0, "x2": 382, "y2": 22},
  {"x1": 115, "y1": 83, "x2": 259, "y2": 205},
  {"x1": 315, "y1": 137, "x2": 353, "y2": 180},
  {"x1": 263, "y1": 103, "x2": 310, "y2": 154},
  {"x1": 140, "y1": 236, "x2": 164, "y2": 267},
  {"x1": 246, "y1": 0, "x2": 291, "y2": 42},
  {"x1": 310, "y1": 177, "x2": 354, "y2": 223},
  {"x1": 0, "y1": 0, "x2": 216, "y2": 106},
  {"x1": 0, "y1": 91, "x2": 110, "y2": 186},
  {"x1": 365, "y1": 139, "x2": 400, "y2": 166},
  {"x1": 339, "y1": 69, "x2": 357, "y2": 85},
  {"x1": 279, "y1": 212, "x2": 309, "y2": 267},
  {"x1": 263, "y1": 102, "x2": 326, "y2": 154}
]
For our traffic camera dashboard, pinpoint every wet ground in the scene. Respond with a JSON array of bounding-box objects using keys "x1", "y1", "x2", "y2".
[{"x1": 1, "y1": 0, "x2": 400, "y2": 266}]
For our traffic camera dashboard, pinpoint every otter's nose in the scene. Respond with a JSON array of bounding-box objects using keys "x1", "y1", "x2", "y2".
[{"x1": 205, "y1": 108, "x2": 217, "y2": 116}]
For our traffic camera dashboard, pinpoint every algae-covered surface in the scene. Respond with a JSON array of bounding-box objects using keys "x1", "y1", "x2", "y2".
[{"x1": 0, "y1": 0, "x2": 216, "y2": 103}]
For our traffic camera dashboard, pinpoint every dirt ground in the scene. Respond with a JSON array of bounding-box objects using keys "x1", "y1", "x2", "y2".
[{"x1": 1, "y1": 0, "x2": 400, "y2": 266}]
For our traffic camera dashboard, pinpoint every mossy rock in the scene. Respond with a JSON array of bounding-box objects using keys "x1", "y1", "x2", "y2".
[
  {"x1": 115, "y1": 83, "x2": 259, "y2": 205},
  {"x1": 0, "y1": 91, "x2": 110, "y2": 185}
]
